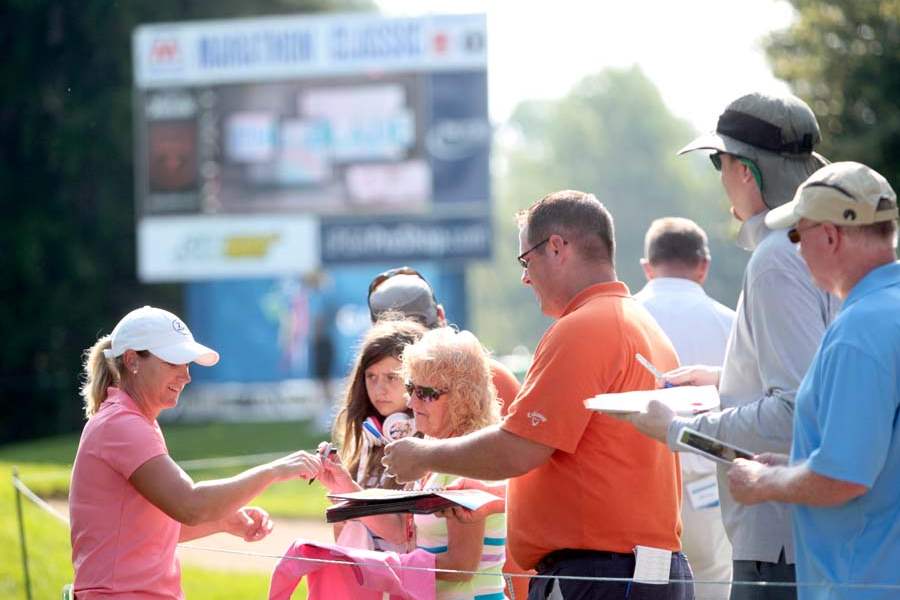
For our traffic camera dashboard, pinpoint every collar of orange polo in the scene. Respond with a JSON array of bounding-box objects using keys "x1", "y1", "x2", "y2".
[{"x1": 562, "y1": 281, "x2": 629, "y2": 316}]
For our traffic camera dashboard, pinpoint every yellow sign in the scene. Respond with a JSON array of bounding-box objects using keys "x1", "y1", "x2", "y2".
[{"x1": 224, "y1": 234, "x2": 281, "y2": 258}]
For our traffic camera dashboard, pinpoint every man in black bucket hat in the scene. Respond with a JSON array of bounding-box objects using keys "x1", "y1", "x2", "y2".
[
  {"x1": 679, "y1": 92, "x2": 829, "y2": 213},
  {"x1": 627, "y1": 92, "x2": 840, "y2": 600}
]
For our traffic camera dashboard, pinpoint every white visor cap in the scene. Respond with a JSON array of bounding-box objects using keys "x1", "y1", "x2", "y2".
[{"x1": 102, "y1": 306, "x2": 219, "y2": 367}]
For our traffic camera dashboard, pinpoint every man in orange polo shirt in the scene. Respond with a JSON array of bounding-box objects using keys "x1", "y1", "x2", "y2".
[{"x1": 384, "y1": 190, "x2": 691, "y2": 599}]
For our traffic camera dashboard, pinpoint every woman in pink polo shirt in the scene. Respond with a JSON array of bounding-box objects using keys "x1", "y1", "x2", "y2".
[{"x1": 69, "y1": 306, "x2": 322, "y2": 599}]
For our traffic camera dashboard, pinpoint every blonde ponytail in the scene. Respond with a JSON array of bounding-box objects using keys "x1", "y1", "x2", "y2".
[{"x1": 80, "y1": 335, "x2": 120, "y2": 418}]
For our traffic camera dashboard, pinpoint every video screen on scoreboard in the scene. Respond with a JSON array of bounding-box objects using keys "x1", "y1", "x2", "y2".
[{"x1": 138, "y1": 70, "x2": 488, "y2": 217}]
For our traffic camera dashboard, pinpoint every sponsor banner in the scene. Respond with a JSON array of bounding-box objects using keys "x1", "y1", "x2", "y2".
[
  {"x1": 320, "y1": 217, "x2": 491, "y2": 263},
  {"x1": 138, "y1": 215, "x2": 318, "y2": 281},
  {"x1": 134, "y1": 13, "x2": 486, "y2": 88}
]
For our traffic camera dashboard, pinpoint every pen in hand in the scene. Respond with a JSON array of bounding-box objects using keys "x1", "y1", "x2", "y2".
[
  {"x1": 635, "y1": 353, "x2": 674, "y2": 388},
  {"x1": 309, "y1": 442, "x2": 334, "y2": 485}
]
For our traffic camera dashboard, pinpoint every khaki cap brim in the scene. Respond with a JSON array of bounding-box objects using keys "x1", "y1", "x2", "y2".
[{"x1": 764, "y1": 201, "x2": 801, "y2": 229}]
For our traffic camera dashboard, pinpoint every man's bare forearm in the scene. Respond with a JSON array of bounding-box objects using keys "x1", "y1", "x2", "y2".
[
  {"x1": 758, "y1": 463, "x2": 867, "y2": 506},
  {"x1": 424, "y1": 426, "x2": 552, "y2": 480}
]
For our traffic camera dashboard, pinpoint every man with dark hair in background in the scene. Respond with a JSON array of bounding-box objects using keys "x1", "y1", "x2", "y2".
[
  {"x1": 310, "y1": 313, "x2": 336, "y2": 432},
  {"x1": 636, "y1": 217, "x2": 735, "y2": 600}
]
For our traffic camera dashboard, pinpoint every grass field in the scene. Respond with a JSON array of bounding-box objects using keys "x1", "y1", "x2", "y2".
[{"x1": 0, "y1": 420, "x2": 329, "y2": 599}]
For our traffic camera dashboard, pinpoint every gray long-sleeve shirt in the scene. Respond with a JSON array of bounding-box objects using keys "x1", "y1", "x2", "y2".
[{"x1": 666, "y1": 211, "x2": 839, "y2": 564}]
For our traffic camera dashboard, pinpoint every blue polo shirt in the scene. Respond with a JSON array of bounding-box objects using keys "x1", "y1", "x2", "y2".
[{"x1": 791, "y1": 261, "x2": 900, "y2": 600}]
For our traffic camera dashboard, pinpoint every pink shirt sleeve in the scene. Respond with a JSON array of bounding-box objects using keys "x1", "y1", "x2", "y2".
[{"x1": 99, "y1": 411, "x2": 169, "y2": 479}]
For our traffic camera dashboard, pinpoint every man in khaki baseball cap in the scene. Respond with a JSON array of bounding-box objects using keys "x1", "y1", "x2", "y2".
[
  {"x1": 765, "y1": 160, "x2": 898, "y2": 297},
  {"x1": 729, "y1": 162, "x2": 900, "y2": 600},
  {"x1": 766, "y1": 160, "x2": 898, "y2": 231}
]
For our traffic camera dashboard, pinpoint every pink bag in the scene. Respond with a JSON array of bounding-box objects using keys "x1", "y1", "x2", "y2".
[{"x1": 268, "y1": 539, "x2": 435, "y2": 600}]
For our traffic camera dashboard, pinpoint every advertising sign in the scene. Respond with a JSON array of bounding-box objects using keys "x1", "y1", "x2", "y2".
[{"x1": 138, "y1": 215, "x2": 318, "y2": 281}]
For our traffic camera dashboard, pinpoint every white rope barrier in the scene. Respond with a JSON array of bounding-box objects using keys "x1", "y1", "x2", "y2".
[
  {"x1": 11, "y1": 473, "x2": 69, "y2": 526},
  {"x1": 12, "y1": 467, "x2": 900, "y2": 592},
  {"x1": 149, "y1": 543, "x2": 900, "y2": 590}
]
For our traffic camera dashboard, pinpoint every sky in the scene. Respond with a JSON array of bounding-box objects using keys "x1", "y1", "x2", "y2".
[{"x1": 377, "y1": 0, "x2": 796, "y2": 132}]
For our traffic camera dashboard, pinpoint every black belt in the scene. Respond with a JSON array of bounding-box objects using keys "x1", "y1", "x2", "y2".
[{"x1": 535, "y1": 548, "x2": 633, "y2": 574}]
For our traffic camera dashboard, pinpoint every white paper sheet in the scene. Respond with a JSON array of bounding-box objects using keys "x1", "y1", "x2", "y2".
[
  {"x1": 584, "y1": 385, "x2": 720, "y2": 416},
  {"x1": 633, "y1": 545, "x2": 672, "y2": 584}
]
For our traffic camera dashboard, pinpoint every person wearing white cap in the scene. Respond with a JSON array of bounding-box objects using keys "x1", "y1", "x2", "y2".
[
  {"x1": 727, "y1": 163, "x2": 900, "y2": 600},
  {"x1": 69, "y1": 306, "x2": 323, "y2": 600}
]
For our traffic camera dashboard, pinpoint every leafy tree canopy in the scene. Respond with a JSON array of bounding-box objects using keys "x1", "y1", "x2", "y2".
[
  {"x1": 471, "y1": 66, "x2": 749, "y2": 353},
  {"x1": 766, "y1": 0, "x2": 900, "y2": 185},
  {"x1": 0, "y1": 0, "x2": 371, "y2": 444}
]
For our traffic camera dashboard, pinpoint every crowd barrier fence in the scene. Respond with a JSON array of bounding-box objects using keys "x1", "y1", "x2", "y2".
[{"x1": 11, "y1": 461, "x2": 900, "y2": 599}]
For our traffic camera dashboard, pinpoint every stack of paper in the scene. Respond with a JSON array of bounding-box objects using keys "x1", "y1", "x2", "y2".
[{"x1": 584, "y1": 385, "x2": 720, "y2": 416}]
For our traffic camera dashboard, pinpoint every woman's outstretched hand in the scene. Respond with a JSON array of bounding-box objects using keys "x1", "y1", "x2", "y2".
[{"x1": 223, "y1": 506, "x2": 273, "y2": 542}]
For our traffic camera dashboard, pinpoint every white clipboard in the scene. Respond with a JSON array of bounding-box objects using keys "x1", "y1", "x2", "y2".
[{"x1": 584, "y1": 385, "x2": 720, "y2": 416}]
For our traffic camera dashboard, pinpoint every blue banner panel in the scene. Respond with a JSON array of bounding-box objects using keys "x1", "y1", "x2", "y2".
[
  {"x1": 426, "y1": 70, "x2": 490, "y2": 205},
  {"x1": 186, "y1": 263, "x2": 467, "y2": 385}
]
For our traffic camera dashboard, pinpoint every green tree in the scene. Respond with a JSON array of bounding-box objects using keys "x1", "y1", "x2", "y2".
[
  {"x1": 0, "y1": 0, "x2": 370, "y2": 444},
  {"x1": 766, "y1": 0, "x2": 900, "y2": 184},
  {"x1": 470, "y1": 66, "x2": 749, "y2": 353}
]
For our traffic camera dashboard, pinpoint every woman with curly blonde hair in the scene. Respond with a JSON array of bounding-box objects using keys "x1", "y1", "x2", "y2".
[
  {"x1": 401, "y1": 327, "x2": 499, "y2": 438},
  {"x1": 403, "y1": 327, "x2": 505, "y2": 600}
]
